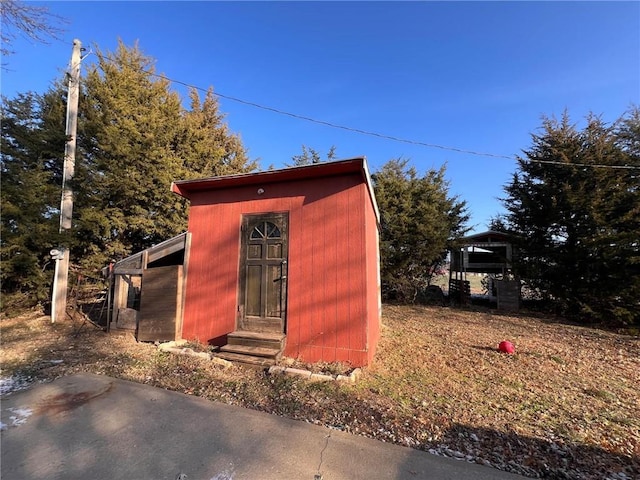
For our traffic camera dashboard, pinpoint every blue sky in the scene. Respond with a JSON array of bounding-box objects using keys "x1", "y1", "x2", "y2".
[{"x1": 2, "y1": 1, "x2": 639, "y2": 233}]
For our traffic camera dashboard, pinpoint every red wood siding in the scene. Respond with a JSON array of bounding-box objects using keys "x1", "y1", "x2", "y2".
[
  {"x1": 180, "y1": 169, "x2": 380, "y2": 366},
  {"x1": 364, "y1": 188, "x2": 382, "y2": 364}
]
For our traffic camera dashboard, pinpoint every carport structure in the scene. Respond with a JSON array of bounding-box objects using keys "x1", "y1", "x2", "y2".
[{"x1": 449, "y1": 230, "x2": 520, "y2": 310}]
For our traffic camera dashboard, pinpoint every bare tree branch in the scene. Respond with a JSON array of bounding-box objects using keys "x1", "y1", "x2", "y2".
[{"x1": 1, "y1": 0, "x2": 67, "y2": 60}]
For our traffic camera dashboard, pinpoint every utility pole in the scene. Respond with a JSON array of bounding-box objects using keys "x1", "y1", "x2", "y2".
[{"x1": 51, "y1": 39, "x2": 82, "y2": 323}]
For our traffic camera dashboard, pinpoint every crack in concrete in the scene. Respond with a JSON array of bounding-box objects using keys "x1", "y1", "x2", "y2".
[{"x1": 315, "y1": 433, "x2": 331, "y2": 480}]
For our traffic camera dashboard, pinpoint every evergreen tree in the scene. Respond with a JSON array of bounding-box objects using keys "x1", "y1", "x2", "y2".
[
  {"x1": 287, "y1": 145, "x2": 337, "y2": 166},
  {"x1": 501, "y1": 110, "x2": 640, "y2": 325},
  {"x1": 372, "y1": 158, "x2": 469, "y2": 303},
  {"x1": 1, "y1": 89, "x2": 66, "y2": 302},
  {"x1": 74, "y1": 40, "x2": 256, "y2": 270},
  {"x1": 2, "y1": 40, "x2": 256, "y2": 303},
  {"x1": 177, "y1": 87, "x2": 255, "y2": 178},
  {"x1": 73, "y1": 40, "x2": 187, "y2": 269}
]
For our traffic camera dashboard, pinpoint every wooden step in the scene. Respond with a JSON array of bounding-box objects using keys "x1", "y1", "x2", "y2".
[
  {"x1": 217, "y1": 330, "x2": 285, "y2": 368},
  {"x1": 214, "y1": 351, "x2": 276, "y2": 368},
  {"x1": 228, "y1": 331, "x2": 285, "y2": 341},
  {"x1": 227, "y1": 331, "x2": 285, "y2": 350},
  {"x1": 219, "y1": 344, "x2": 281, "y2": 359}
]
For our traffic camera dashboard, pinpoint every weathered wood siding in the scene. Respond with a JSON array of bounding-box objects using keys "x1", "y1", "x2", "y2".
[
  {"x1": 496, "y1": 279, "x2": 520, "y2": 312},
  {"x1": 138, "y1": 265, "x2": 183, "y2": 342},
  {"x1": 181, "y1": 172, "x2": 379, "y2": 365}
]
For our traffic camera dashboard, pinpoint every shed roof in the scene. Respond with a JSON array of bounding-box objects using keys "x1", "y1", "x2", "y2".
[
  {"x1": 171, "y1": 157, "x2": 380, "y2": 223},
  {"x1": 105, "y1": 232, "x2": 188, "y2": 275}
]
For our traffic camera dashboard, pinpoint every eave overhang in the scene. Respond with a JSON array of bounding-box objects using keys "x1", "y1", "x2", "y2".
[{"x1": 171, "y1": 157, "x2": 380, "y2": 224}]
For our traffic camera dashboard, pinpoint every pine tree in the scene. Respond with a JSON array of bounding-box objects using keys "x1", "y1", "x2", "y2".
[
  {"x1": 75, "y1": 40, "x2": 257, "y2": 270},
  {"x1": 1, "y1": 89, "x2": 66, "y2": 302},
  {"x1": 177, "y1": 87, "x2": 256, "y2": 178},
  {"x1": 2, "y1": 40, "x2": 256, "y2": 303},
  {"x1": 287, "y1": 145, "x2": 337, "y2": 167},
  {"x1": 72, "y1": 40, "x2": 187, "y2": 269},
  {"x1": 501, "y1": 110, "x2": 640, "y2": 325},
  {"x1": 372, "y1": 158, "x2": 469, "y2": 302}
]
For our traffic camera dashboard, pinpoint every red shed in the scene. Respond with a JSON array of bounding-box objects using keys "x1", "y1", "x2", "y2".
[{"x1": 171, "y1": 157, "x2": 381, "y2": 367}]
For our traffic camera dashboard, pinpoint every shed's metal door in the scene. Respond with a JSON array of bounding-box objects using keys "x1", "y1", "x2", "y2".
[{"x1": 238, "y1": 213, "x2": 288, "y2": 333}]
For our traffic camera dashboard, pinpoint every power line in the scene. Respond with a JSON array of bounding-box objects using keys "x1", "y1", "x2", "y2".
[
  {"x1": 146, "y1": 71, "x2": 640, "y2": 171},
  {"x1": 150, "y1": 72, "x2": 514, "y2": 160},
  {"x1": 526, "y1": 158, "x2": 639, "y2": 170}
]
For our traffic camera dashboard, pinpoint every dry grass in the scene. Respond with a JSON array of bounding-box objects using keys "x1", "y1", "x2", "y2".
[
  {"x1": 1, "y1": 306, "x2": 638, "y2": 479},
  {"x1": 364, "y1": 306, "x2": 639, "y2": 477}
]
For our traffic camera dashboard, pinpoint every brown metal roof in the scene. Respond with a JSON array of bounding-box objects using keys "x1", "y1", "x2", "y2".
[{"x1": 460, "y1": 230, "x2": 513, "y2": 244}]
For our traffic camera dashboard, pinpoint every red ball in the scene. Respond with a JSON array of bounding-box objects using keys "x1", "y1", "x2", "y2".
[{"x1": 498, "y1": 341, "x2": 515, "y2": 354}]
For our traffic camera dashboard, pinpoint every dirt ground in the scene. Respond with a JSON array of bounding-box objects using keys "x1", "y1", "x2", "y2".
[{"x1": 1, "y1": 305, "x2": 638, "y2": 479}]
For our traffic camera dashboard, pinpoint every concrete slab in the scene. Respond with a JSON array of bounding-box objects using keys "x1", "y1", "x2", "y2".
[{"x1": 1, "y1": 374, "x2": 525, "y2": 480}]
